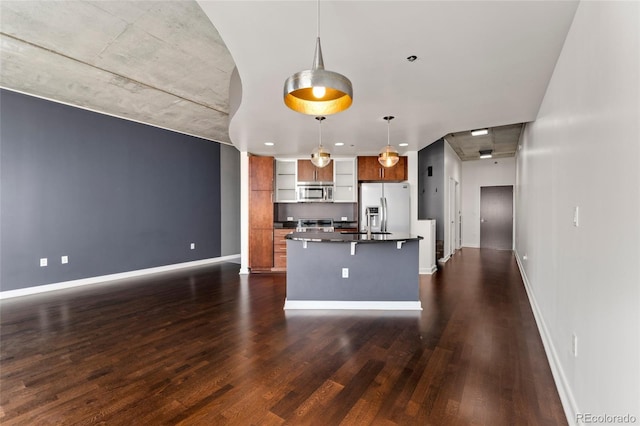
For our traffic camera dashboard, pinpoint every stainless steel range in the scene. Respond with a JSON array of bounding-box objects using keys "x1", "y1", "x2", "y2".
[{"x1": 295, "y1": 219, "x2": 335, "y2": 233}]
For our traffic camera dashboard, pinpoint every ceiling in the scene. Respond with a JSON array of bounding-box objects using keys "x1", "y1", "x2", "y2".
[
  {"x1": 0, "y1": 1, "x2": 234, "y2": 143},
  {"x1": 0, "y1": 1, "x2": 579, "y2": 158}
]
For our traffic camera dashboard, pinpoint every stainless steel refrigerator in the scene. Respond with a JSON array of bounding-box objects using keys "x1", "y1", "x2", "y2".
[{"x1": 359, "y1": 182, "x2": 410, "y2": 233}]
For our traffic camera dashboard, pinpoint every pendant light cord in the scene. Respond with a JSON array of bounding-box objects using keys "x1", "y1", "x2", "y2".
[
  {"x1": 316, "y1": 116, "x2": 325, "y2": 147},
  {"x1": 317, "y1": 0, "x2": 320, "y2": 38}
]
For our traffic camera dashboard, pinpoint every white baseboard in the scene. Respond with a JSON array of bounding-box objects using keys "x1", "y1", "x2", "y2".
[
  {"x1": 283, "y1": 299, "x2": 423, "y2": 311},
  {"x1": 438, "y1": 255, "x2": 451, "y2": 263},
  {"x1": 0, "y1": 254, "x2": 241, "y2": 300},
  {"x1": 515, "y1": 251, "x2": 578, "y2": 426},
  {"x1": 419, "y1": 265, "x2": 438, "y2": 275}
]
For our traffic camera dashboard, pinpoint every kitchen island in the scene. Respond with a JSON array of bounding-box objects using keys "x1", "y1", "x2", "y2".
[{"x1": 284, "y1": 232, "x2": 423, "y2": 310}]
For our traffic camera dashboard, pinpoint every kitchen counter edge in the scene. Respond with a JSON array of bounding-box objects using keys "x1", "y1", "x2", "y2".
[{"x1": 285, "y1": 232, "x2": 423, "y2": 243}]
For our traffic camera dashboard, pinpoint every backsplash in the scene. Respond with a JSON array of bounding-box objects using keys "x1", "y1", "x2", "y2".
[{"x1": 275, "y1": 203, "x2": 357, "y2": 222}]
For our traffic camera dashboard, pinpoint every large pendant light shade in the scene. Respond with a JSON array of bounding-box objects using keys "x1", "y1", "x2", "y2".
[
  {"x1": 379, "y1": 116, "x2": 399, "y2": 167},
  {"x1": 283, "y1": 1, "x2": 353, "y2": 116},
  {"x1": 310, "y1": 116, "x2": 331, "y2": 168}
]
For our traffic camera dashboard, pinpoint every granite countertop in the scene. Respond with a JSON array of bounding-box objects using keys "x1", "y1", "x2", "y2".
[{"x1": 285, "y1": 231, "x2": 423, "y2": 243}]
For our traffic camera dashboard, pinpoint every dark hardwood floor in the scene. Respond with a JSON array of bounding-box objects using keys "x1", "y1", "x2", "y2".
[{"x1": 0, "y1": 248, "x2": 567, "y2": 425}]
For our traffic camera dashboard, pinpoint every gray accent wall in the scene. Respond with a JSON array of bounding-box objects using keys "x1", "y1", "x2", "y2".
[
  {"x1": 220, "y1": 144, "x2": 240, "y2": 256},
  {"x1": 0, "y1": 89, "x2": 225, "y2": 291},
  {"x1": 418, "y1": 139, "x2": 444, "y2": 240}
]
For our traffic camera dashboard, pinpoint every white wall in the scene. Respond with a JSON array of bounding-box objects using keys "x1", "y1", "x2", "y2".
[
  {"x1": 408, "y1": 150, "x2": 437, "y2": 274},
  {"x1": 443, "y1": 140, "x2": 462, "y2": 259},
  {"x1": 515, "y1": 2, "x2": 639, "y2": 424},
  {"x1": 461, "y1": 158, "x2": 516, "y2": 248}
]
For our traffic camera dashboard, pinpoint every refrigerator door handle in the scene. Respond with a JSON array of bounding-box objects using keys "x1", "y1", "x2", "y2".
[
  {"x1": 381, "y1": 197, "x2": 388, "y2": 232},
  {"x1": 385, "y1": 197, "x2": 389, "y2": 231}
]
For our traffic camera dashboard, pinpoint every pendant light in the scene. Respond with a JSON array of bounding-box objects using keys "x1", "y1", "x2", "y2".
[
  {"x1": 283, "y1": 0, "x2": 353, "y2": 116},
  {"x1": 310, "y1": 116, "x2": 331, "y2": 168},
  {"x1": 379, "y1": 116, "x2": 399, "y2": 167}
]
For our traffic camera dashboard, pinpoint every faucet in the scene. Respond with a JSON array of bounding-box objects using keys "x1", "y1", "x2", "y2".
[{"x1": 365, "y1": 207, "x2": 372, "y2": 239}]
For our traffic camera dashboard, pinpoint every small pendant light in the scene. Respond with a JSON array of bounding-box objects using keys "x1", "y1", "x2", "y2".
[
  {"x1": 379, "y1": 116, "x2": 399, "y2": 167},
  {"x1": 283, "y1": 0, "x2": 353, "y2": 116},
  {"x1": 311, "y1": 116, "x2": 331, "y2": 168}
]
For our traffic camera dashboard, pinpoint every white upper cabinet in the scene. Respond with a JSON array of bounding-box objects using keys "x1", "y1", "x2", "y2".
[
  {"x1": 333, "y1": 158, "x2": 357, "y2": 203},
  {"x1": 274, "y1": 159, "x2": 297, "y2": 202}
]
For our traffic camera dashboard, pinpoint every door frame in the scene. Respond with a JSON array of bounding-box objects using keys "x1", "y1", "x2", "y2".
[{"x1": 448, "y1": 177, "x2": 460, "y2": 257}]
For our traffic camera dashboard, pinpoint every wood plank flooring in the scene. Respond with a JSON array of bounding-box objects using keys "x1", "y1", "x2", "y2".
[{"x1": 0, "y1": 248, "x2": 567, "y2": 425}]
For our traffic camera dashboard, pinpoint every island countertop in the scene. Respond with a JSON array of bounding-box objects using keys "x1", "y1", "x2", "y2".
[{"x1": 285, "y1": 231, "x2": 423, "y2": 243}]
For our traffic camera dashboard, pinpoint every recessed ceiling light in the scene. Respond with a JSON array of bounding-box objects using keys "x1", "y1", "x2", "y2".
[
  {"x1": 334, "y1": 142, "x2": 344, "y2": 146},
  {"x1": 479, "y1": 149, "x2": 493, "y2": 159},
  {"x1": 407, "y1": 55, "x2": 417, "y2": 62},
  {"x1": 399, "y1": 143, "x2": 409, "y2": 147},
  {"x1": 471, "y1": 129, "x2": 489, "y2": 136},
  {"x1": 264, "y1": 142, "x2": 274, "y2": 146}
]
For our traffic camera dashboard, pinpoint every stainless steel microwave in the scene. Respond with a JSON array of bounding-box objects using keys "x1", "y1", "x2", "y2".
[{"x1": 296, "y1": 183, "x2": 334, "y2": 202}]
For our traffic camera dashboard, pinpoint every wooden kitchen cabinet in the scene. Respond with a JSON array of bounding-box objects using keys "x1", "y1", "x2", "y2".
[
  {"x1": 249, "y1": 155, "x2": 274, "y2": 271},
  {"x1": 357, "y1": 156, "x2": 407, "y2": 182},
  {"x1": 382, "y1": 156, "x2": 407, "y2": 181},
  {"x1": 249, "y1": 191, "x2": 273, "y2": 229},
  {"x1": 250, "y1": 155, "x2": 274, "y2": 191},
  {"x1": 249, "y1": 229, "x2": 273, "y2": 271},
  {"x1": 272, "y1": 228, "x2": 292, "y2": 272},
  {"x1": 297, "y1": 159, "x2": 333, "y2": 183}
]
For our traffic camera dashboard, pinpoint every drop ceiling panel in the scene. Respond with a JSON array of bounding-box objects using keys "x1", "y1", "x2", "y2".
[{"x1": 446, "y1": 123, "x2": 523, "y2": 161}]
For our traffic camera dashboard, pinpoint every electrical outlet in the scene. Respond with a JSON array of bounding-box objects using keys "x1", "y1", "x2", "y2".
[
  {"x1": 342, "y1": 268, "x2": 349, "y2": 278},
  {"x1": 40, "y1": 258, "x2": 48, "y2": 267},
  {"x1": 61, "y1": 255, "x2": 69, "y2": 264},
  {"x1": 190, "y1": 243, "x2": 195, "y2": 250},
  {"x1": 573, "y1": 206, "x2": 579, "y2": 227},
  {"x1": 572, "y1": 334, "x2": 578, "y2": 357}
]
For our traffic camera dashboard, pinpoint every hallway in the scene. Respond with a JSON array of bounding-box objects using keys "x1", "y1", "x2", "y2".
[{"x1": 0, "y1": 248, "x2": 565, "y2": 425}]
